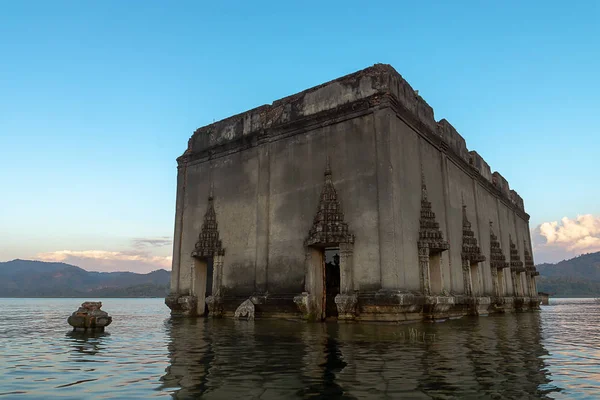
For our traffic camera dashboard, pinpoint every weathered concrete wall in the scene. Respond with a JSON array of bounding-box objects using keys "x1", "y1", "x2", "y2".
[
  {"x1": 513, "y1": 211, "x2": 531, "y2": 296},
  {"x1": 496, "y1": 200, "x2": 516, "y2": 295},
  {"x1": 421, "y1": 136, "x2": 452, "y2": 291},
  {"x1": 177, "y1": 161, "x2": 209, "y2": 294},
  {"x1": 214, "y1": 151, "x2": 259, "y2": 295},
  {"x1": 389, "y1": 115, "x2": 422, "y2": 291},
  {"x1": 170, "y1": 165, "x2": 185, "y2": 293},
  {"x1": 176, "y1": 149, "x2": 260, "y2": 296},
  {"x1": 168, "y1": 63, "x2": 537, "y2": 320},
  {"x1": 446, "y1": 162, "x2": 470, "y2": 293},
  {"x1": 474, "y1": 183, "x2": 501, "y2": 295},
  {"x1": 265, "y1": 116, "x2": 380, "y2": 293},
  {"x1": 174, "y1": 114, "x2": 381, "y2": 296}
]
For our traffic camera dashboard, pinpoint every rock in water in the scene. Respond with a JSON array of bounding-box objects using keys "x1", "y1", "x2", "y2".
[
  {"x1": 234, "y1": 299, "x2": 255, "y2": 320},
  {"x1": 67, "y1": 301, "x2": 112, "y2": 331}
]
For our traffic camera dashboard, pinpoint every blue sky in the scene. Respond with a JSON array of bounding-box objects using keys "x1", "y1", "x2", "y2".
[{"x1": 1, "y1": 1, "x2": 599, "y2": 271}]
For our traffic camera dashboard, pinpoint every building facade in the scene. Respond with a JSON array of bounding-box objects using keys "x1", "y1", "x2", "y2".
[{"x1": 165, "y1": 64, "x2": 539, "y2": 322}]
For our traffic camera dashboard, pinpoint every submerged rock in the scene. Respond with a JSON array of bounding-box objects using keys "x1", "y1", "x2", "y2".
[{"x1": 67, "y1": 301, "x2": 112, "y2": 331}]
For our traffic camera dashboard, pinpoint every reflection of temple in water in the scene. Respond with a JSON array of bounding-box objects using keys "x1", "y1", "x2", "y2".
[
  {"x1": 414, "y1": 313, "x2": 558, "y2": 398},
  {"x1": 159, "y1": 319, "x2": 214, "y2": 398},
  {"x1": 160, "y1": 314, "x2": 558, "y2": 398}
]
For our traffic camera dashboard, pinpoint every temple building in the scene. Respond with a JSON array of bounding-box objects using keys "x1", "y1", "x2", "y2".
[{"x1": 165, "y1": 64, "x2": 540, "y2": 322}]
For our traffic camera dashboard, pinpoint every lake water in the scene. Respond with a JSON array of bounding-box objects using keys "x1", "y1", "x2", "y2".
[{"x1": 0, "y1": 298, "x2": 598, "y2": 399}]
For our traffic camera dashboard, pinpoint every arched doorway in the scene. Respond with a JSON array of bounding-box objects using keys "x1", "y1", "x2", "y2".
[
  {"x1": 191, "y1": 186, "x2": 225, "y2": 317},
  {"x1": 191, "y1": 257, "x2": 214, "y2": 315},
  {"x1": 300, "y1": 158, "x2": 355, "y2": 321}
]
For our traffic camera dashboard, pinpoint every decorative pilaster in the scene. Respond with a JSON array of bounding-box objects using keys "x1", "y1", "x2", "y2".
[
  {"x1": 295, "y1": 248, "x2": 320, "y2": 320},
  {"x1": 212, "y1": 255, "x2": 224, "y2": 296},
  {"x1": 190, "y1": 262, "x2": 196, "y2": 296},
  {"x1": 462, "y1": 262, "x2": 472, "y2": 297},
  {"x1": 338, "y1": 242, "x2": 354, "y2": 294},
  {"x1": 523, "y1": 241, "x2": 537, "y2": 298},
  {"x1": 490, "y1": 267, "x2": 499, "y2": 297},
  {"x1": 509, "y1": 235, "x2": 525, "y2": 297},
  {"x1": 489, "y1": 222, "x2": 509, "y2": 298},
  {"x1": 532, "y1": 268, "x2": 540, "y2": 296},
  {"x1": 461, "y1": 204, "x2": 486, "y2": 297},
  {"x1": 418, "y1": 246, "x2": 431, "y2": 296},
  {"x1": 417, "y1": 171, "x2": 449, "y2": 295},
  {"x1": 206, "y1": 254, "x2": 225, "y2": 317}
]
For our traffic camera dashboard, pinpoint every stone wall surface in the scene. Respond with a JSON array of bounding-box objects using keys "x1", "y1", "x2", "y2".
[
  {"x1": 498, "y1": 201, "x2": 516, "y2": 296},
  {"x1": 389, "y1": 114, "x2": 421, "y2": 291},
  {"x1": 264, "y1": 117, "x2": 380, "y2": 293},
  {"x1": 475, "y1": 185, "x2": 501, "y2": 295},
  {"x1": 420, "y1": 133, "x2": 451, "y2": 290},
  {"x1": 167, "y1": 63, "x2": 538, "y2": 321}
]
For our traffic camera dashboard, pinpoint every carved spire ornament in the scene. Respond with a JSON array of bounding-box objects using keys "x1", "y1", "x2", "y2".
[
  {"x1": 305, "y1": 157, "x2": 354, "y2": 247},
  {"x1": 509, "y1": 235, "x2": 525, "y2": 273},
  {"x1": 192, "y1": 183, "x2": 225, "y2": 258},
  {"x1": 489, "y1": 222, "x2": 509, "y2": 270},
  {"x1": 418, "y1": 170, "x2": 449, "y2": 252},
  {"x1": 461, "y1": 204, "x2": 486, "y2": 263}
]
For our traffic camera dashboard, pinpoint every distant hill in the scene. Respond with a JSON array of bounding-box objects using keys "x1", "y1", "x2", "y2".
[
  {"x1": 0, "y1": 259, "x2": 170, "y2": 298},
  {"x1": 536, "y1": 252, "x2": 600, "y2": 297},
  {"x1": 6, "y1": 254, "x2": 598, "y2": 298}
]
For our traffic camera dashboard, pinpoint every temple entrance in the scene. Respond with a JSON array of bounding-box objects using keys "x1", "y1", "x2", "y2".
[
  {"x1": 192, "y1": 257, "x2": 214, "y2": 316},
  {"x1": 324, "y1": 248, "x2": 340, "y2": 319}
]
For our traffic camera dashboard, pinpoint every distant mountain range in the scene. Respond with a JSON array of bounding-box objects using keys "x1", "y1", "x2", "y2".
[
  {"x1": 0, "y1": 259, "x2": 170, "y2": 298},
  {"x1": 3, "y1": 253, "x2": 598, "y2": 298},
  {"x1": 536, "y1": 252, "x2": 600, "y2": 297}
]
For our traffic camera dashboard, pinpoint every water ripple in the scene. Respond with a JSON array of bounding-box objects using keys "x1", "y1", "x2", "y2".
[{"x1": 0, "y1": 298, "x2": 598, "y2": 398}]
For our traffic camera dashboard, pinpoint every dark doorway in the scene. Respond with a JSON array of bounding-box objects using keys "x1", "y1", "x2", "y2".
[
  {"x1": 324, "y1": 248, "x2": 340, "y2": 319},
  {"x1": 205, "y1": 258, "x2": 214, "y2": 315}
]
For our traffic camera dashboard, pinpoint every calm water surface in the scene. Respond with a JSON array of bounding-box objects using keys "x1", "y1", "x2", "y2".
[{"x1": 0, "y1": 298, "x2": 598, "y2": 399}]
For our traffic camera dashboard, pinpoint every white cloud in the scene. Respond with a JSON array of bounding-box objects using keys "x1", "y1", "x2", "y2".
[
  {"x1": 535, "y1": 214, "x2": 600, "y2": 263},
  {"x1": 539, "y1": 214, "x2": 600, "y2": 251}
]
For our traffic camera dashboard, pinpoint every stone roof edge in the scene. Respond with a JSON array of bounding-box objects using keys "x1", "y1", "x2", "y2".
[
  {"x1": 182, "y1": 63, "x2": 528, "y2": 216},
  {"x1": 383, "y1": 95, "x2": 529, "y2": 221}
]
